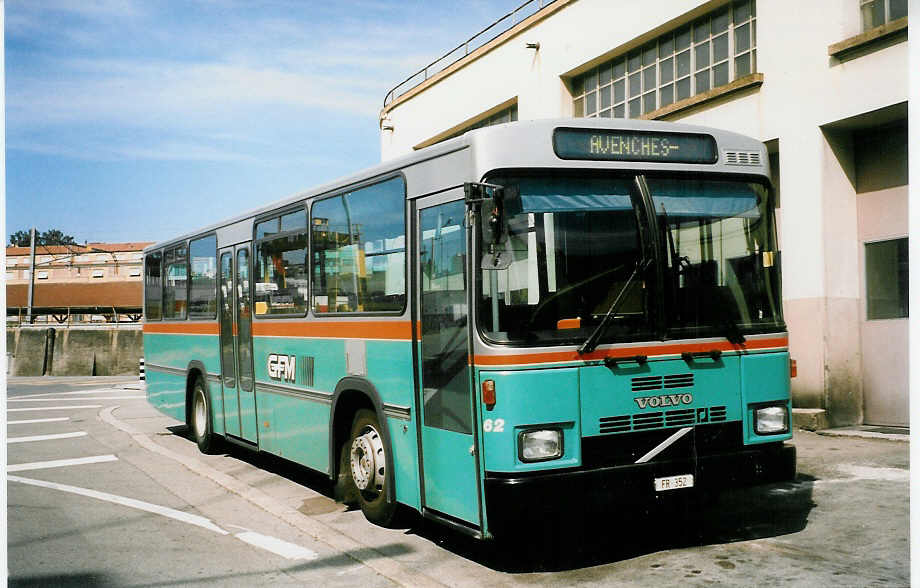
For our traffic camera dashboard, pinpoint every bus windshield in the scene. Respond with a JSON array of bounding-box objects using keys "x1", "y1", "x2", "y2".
[{"x1": 477, "y1": 173, "x2": 783, "y2": 346}]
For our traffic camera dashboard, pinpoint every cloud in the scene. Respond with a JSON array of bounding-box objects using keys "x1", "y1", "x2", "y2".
[
  {"x1": 7, "y1": 58, "x2": 389, "y2": 132},
  {"x1": 6, "y1": 137, "x2": 259, "y2": 163},
  {"x1": 6, "y1": 0, "x2": 522, "y2": 163}
]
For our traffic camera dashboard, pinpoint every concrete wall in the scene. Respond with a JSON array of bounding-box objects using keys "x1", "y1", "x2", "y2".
[{"x1": 7, "y1": 327, "x2": 144, "y2": 376}]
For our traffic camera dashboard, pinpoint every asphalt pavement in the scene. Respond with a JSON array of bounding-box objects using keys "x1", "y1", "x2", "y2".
[{"x1": 6, "y1": 376, "x2": 910, "y2": 586}]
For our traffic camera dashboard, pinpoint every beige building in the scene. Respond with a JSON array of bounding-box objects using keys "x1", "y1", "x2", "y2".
[
  {"x1": 6, "y1": 242, "x2": 153, "y2": 324},
  {"x1": 379, "y1": 0, "x2": 909, "y2": 427}
]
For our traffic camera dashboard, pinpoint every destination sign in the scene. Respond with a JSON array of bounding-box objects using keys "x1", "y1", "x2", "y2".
[{"x1": 554, "y1": 128, "x2": 718, "y2": 164}]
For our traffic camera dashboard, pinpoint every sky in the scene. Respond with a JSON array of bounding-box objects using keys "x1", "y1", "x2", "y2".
[{"x1": 5, "y1": 0, "x2": 525, "y2": 245}]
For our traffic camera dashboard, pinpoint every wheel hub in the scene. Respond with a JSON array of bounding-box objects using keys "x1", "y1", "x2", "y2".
[
  {"x1": 194, "y1": 390, "x2": 207, "y2": 438},
  {"x1": 350, "y1": 426, "x2": 385, "y2": 492}
]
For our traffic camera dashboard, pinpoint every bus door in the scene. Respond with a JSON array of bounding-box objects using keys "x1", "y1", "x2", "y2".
[
  {"x1": 218, "y1": 244, "x2": 258, "y2": 443},
  {"x1": 415, "y1": 195, "x2": 481, "y2": 527}
]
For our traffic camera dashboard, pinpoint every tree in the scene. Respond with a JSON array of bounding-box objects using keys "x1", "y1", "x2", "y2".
[
  {"x1": 9, "y1": 230, "x2": 31, "y2": 246},
  {"x1": 9, "y1": 229, "x2": 78, "y2": 247}
]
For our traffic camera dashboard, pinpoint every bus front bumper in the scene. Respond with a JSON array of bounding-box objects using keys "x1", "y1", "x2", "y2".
[{"x1": 483, "y1": 442, "x2": 795, "y2": 537}]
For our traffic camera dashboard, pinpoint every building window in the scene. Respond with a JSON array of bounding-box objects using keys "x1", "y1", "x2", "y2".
[
  {"x1": 573, "y1": 0, "x2": 756, "y2": 118},
  {"x1": 129, "y1": 268, "x2": 141, "y2": 277},
  {"x1": 861, "y1": 0, "x2": 907, "y2": 31},
  {"x1": 92, "y1": 270, "x2": 104, "y2": 278},
  {"x1": 865, "y1": 238, "x2": 908, "y2": 320},
  {"x1": 37, "y1": 271, "x2": 49, "y2": 279},
  {"x1": 444, "y1": 104, "x2": 518, "y2": 142}
]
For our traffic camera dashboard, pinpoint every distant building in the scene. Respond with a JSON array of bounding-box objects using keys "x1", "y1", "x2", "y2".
[
  {"x1": 6, "y1": 242, "x2": 154, "y2": 324},
  {"x1": 378, "y1": 0, "x2": 909, "y2": 427}
]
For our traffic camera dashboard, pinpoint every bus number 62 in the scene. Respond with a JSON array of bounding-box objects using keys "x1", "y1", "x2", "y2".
[{"x1": 483, "y1": 419, "x2": 505, "y2": 433}]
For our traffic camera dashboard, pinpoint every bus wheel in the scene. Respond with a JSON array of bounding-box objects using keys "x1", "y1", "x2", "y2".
[
  {"x1": 191, "y1": 378, "x2": 215, "y2": 454},
  {"x1": 348, "y1": 409, "x2": 397, "y2": 526},
  {"x1": 336, "y1": 439, "x2": 359, "y2": 506}
]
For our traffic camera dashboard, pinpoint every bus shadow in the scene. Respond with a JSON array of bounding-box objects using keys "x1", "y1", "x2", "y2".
[
  {"x1": 414, "y1": 475, "x2": 817, "y2": 573},
  {"x1": 166, "y1": 425, "x2": 816, "y2": 573},
  {"x1": 167, "y1": 425, "x2": 338, "y2": 498}
]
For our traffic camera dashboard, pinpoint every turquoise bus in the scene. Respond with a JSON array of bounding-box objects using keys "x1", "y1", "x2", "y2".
[{"x1": 143, "y1": 118, "x2": 795, "y2": 539}]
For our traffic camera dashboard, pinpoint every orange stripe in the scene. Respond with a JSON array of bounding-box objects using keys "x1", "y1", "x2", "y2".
[
  {"x1": 252, "y1": 320, "x2": 413, "y2": 340},
  {"x1": 143, "y1": 322, "x2": 219, "y2": 335},
  {"x1": 473, "y1": 336, "x2": 788, "y2": 366}
]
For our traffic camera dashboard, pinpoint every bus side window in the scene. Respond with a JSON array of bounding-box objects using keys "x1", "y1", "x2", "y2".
[
  {"x1": 163, "y1": 245, "x2": 187, "y2": 320},
  {"x1": 189, "y1": 235, "x2": 217, "y2": 318},
  {"x1": 311, "y1": 177, "x2": 406, "y2": 314},
  {"x1": 144, "y1": 251, "x2": 163, "y2": 320},
  {"x1": 255, "y1": 209, "x2": 308, "y2": 316}
]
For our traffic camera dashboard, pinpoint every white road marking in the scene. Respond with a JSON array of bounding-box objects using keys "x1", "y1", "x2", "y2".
[
  {"x1": 8, "y1": 431, "x2": 88, "y2": 444},
  {"x1": 8, "y1": 417, "x2": 70, "y2": 425},
  {"x1": 9, "y1": 472, "x2": 317, "y2": 560},
  {"x1": 100, "y1": 406, "x2": 444, "y2": 586},
  {"x1": 9, "y1": 396, "x2": 145, "y2": 402},
  {"x1": 8, "y1": 455, "x2": 119, "y2": 472},
  {"x1": 10, "y1": 388, "x2": 117, "y2": 399},
  {"x1": 7, "y1": 475, "x2": 229, "y2": 535},
  {"x1": 8, "y1": 405, "x2": 103, "y2": 412},
  {"x1": 234, "y1": 531, "x2": 319, "y2": 560}
]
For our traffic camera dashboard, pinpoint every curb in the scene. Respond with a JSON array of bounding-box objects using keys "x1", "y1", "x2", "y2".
[
  {"x1": 99, "y1": 405, "x2": 446, "y2": 588},
  {"x1": 815, "y1": 428, "x2": 909, "y2": 443},
  {"x1": 792, "y1": 408, "x2": 828, "y2": 432}
]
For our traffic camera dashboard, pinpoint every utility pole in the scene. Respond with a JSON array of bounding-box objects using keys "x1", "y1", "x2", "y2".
[{"x1": 26, "y1": 227, "x2": 36, "y2": 324}]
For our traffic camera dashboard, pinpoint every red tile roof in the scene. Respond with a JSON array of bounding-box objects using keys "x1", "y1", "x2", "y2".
[{"x1": 6, "y1": 242, "x2": 154, "y2": 256}]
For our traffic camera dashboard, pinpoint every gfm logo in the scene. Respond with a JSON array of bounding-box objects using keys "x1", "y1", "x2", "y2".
[
  {"x1": 634, "y1": 393, "x2": 693, "y2": 409},
  {"x1": 267, "y1": 354, "x2": 296, "y2": 383}
]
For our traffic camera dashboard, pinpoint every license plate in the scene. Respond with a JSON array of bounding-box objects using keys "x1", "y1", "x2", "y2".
[{"x1": 654, "y1": 474, "x2": 694, "y2": 492}]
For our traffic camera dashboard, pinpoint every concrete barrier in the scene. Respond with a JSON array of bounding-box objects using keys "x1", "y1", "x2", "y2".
[{"x1": 6, "y1": 327, "x2": 144, "y2": 376}]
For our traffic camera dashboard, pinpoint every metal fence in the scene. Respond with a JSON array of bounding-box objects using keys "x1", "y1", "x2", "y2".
[{"x1": 383, "y1": 0, "x2": 558, "y2": 108}]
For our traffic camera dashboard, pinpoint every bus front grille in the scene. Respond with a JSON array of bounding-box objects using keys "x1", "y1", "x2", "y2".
[
  {"x1": 583, "y1": 421, "x2": 744, "y2": 469},
  {"x1": 631, "y1": 374, "x2": 694, "y2": 392},
  {"x1": 599, "y1": 405, "x2": 727, "y2": 434}
]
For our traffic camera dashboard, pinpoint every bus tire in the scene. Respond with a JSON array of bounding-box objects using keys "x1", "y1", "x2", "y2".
[
  {"x1": 336, "y1": 439, "x2": 359, "y2": 506},
  {"x1": 348, "y1": 409, "x2": 397, "y2": 527},
  {"x1": 191, "y1": 377, "x2": 216, "y2": 454}
]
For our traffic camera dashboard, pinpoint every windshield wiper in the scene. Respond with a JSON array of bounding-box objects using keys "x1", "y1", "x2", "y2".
[
  {"x1": 721, "y1": 315, "x2": 747, "y2": 345},
  {"x1": 578, "y1": 258, "x2": 651, "y2": 355}
]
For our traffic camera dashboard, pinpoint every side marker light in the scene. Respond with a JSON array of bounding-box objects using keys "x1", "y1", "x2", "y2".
[{"x1": 482, "y1": 379, "x2": 496, "y2": 410}]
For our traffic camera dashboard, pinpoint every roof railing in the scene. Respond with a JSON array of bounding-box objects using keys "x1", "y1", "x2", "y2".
[{"x1": 382, "y1": 0, "x2": 558, "y2": 109}]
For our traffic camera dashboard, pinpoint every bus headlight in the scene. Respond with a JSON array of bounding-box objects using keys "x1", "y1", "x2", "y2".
[
  {"x1": 754, "y1": 405, "x2": 789, "y2": 435},
  {"x1": 519, "y1": 429, "x2": 563, "y2": 462}
]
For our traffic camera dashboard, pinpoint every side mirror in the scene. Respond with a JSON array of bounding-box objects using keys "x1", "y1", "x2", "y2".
[{"x1": 465, "y1": 182, "x2": 515, "y2": 270}]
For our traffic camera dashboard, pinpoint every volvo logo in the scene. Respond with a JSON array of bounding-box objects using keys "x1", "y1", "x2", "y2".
[
  {"x1": 267, "y1": 354, "x2": 296, "y2": 383},
  {"x1": 635, "y1": 393, "x2": 693, "y2": 409}
]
